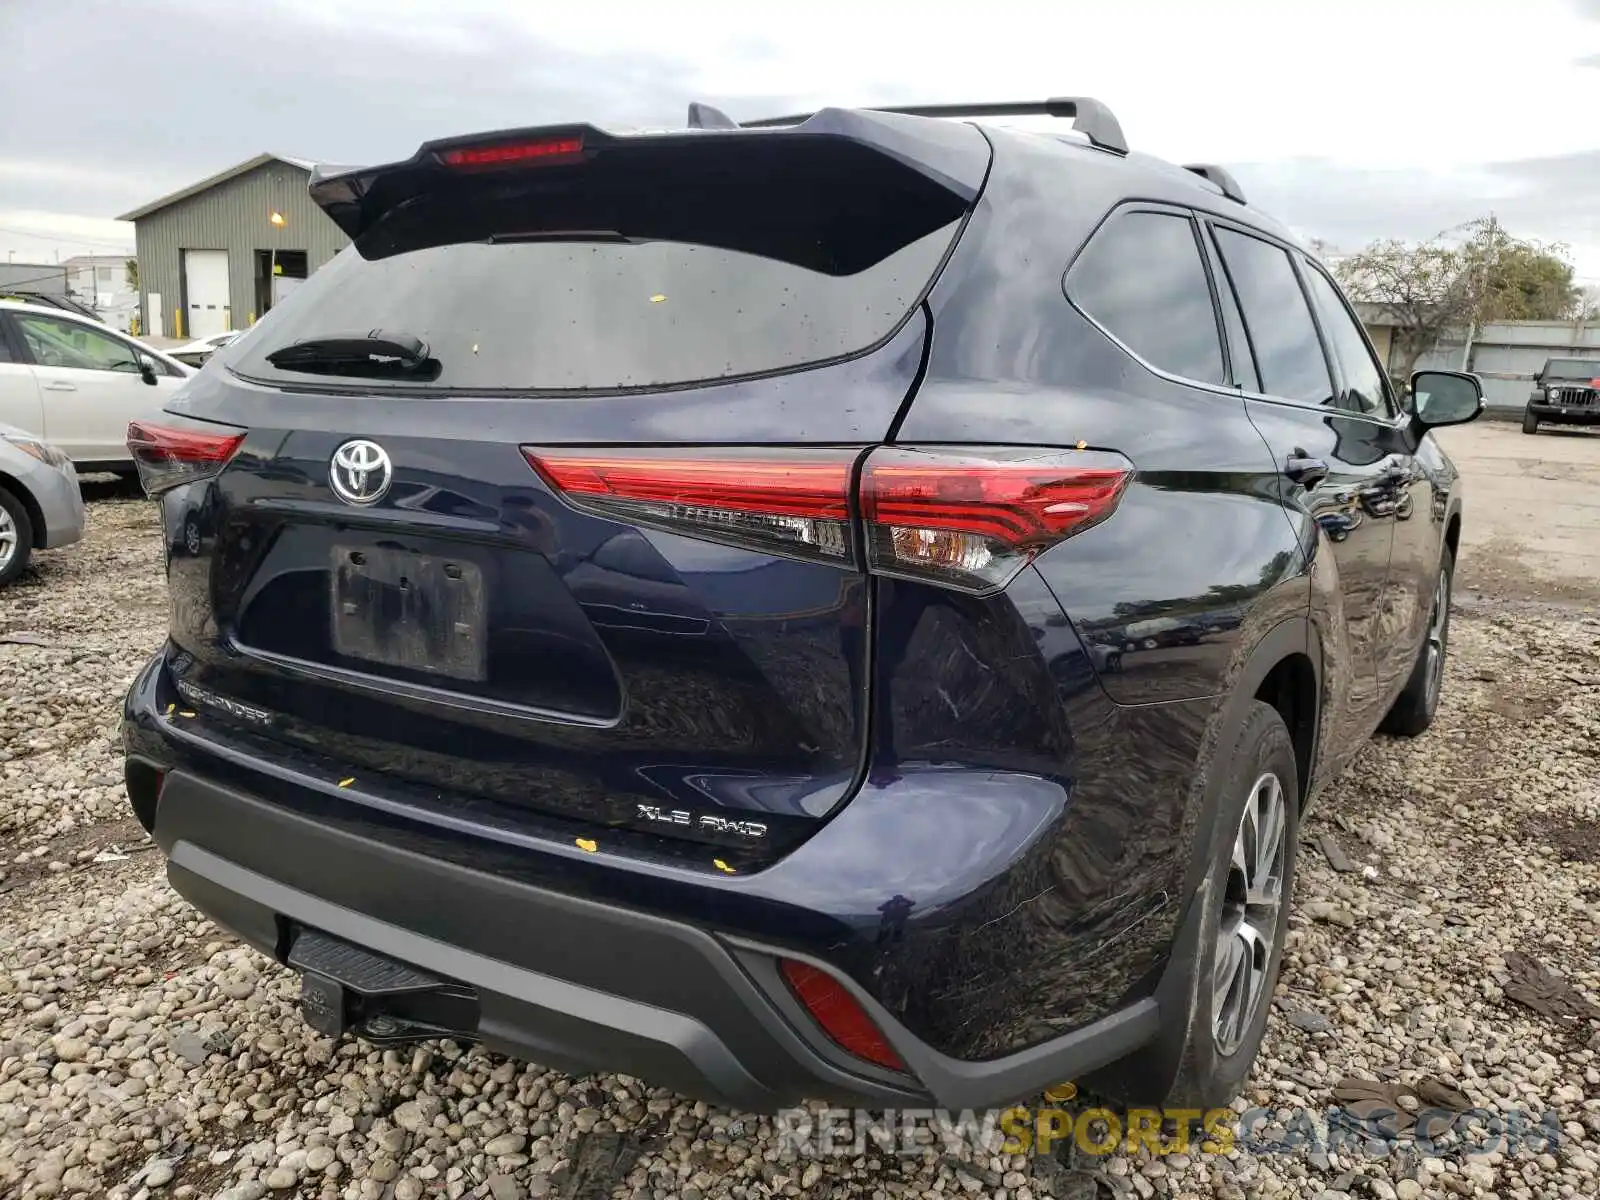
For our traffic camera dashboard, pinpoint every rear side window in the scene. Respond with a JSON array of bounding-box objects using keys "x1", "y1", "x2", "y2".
[
  {"x1": 1301, "y1": 264, "x2": 1392, "y2": 417},
  {"x1": 1068, "y1": 211, "x2": 1226, "y2": 385},
  {"x1": 1211, "y1": 228, "x2": 1333, "y2": 405},
  {"x1": 234, "y1": 203, "x2": 963, "y2": 394}
]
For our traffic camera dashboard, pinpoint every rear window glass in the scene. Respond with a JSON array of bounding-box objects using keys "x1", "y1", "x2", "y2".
[{"x1": 233, "y1": 220, "x2": 962, "y2": 394}]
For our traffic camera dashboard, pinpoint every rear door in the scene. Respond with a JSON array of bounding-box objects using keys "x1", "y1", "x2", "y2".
[
  {"x1": 10, "y1": 310, "x2": 180, "y2": 462},
  {"x1": 1296, "y1": 257, "x2": 1432, "y2": 700},
  {"x1": 1203, "y1": 220, "x2": 1397, "y2": 757},
  {"x1": 156, "y1": 116, "x2": 989, "y2": 867},
  {"x1": 0, "y1": 315, "x2": 45, "y2": 437}
]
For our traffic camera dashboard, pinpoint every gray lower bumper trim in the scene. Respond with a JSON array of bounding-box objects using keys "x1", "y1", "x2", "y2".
[{"x1": 170, "y1": 842, "x2": 771, "y2": 1108}]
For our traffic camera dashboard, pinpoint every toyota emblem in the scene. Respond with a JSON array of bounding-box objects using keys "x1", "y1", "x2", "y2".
[{"x1": 329, "y1": 439, "x2": 393, "y2": 506}]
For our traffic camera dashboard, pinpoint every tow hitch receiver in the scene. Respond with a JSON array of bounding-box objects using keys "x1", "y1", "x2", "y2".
[{"x1": 286, "y1": 927, "x2": 480, "y2": 1044}]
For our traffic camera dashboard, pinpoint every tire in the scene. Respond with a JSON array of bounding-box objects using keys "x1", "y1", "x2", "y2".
[
  {"x1": 1522, "y1": 409, "x2": 1540, "y2": 435},
  {"x1": 1379, "y1": 547, "x2": 1453, "y2": 738},
  {"x1": 1161, "y1": 700, "x2": 1301, "y2": 1108},
  {"x1": 0, "y1": 486, "x2": 35, "y2": 588}
]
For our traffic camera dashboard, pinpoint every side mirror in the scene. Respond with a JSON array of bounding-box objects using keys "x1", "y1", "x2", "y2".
[
  {"x1": 137, "y1": 353, "x2": 160, "y2": 386},
  {"x1": 1409, "y1": 370, "x2": 1484, "y2": 429}
]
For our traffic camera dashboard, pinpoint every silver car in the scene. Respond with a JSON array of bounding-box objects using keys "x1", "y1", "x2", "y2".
[{"x1": 0, "y1": 423, "x2": 85, "y2": 586}]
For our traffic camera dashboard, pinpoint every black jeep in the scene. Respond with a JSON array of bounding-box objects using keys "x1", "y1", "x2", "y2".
[{"x1": 1524, "y1": 357, "x2": 1600, "y2": 433}]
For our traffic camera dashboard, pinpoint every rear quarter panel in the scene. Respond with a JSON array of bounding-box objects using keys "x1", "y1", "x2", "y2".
[{"x1": 863, "y1": 130, "x2": 1318, "y2": 1053}]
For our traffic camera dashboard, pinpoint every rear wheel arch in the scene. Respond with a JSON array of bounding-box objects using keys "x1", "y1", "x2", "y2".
[
  {"x1": 1228, "y1": 617, "x2": 1320, "y2": 795},
  {"x1": 1252, "y1": 650, "x2": 1318, "y2": 810},
  {"x1": 1179, "y1": 616, "x2": 1318, "y2": 900},
  {"x1": 1102, "y1": 623, "x2": 1316, "y2": 1104}
]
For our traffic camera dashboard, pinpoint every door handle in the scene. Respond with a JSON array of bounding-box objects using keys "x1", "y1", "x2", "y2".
[
  {"x1": 41, "y1": 380, "x2": 77, "y2": 392},
  {"x1": 1283, "y1": 450, "x2": 1329, "y2": 489}
]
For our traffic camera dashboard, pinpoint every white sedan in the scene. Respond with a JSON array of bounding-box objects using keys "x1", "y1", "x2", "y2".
[
  {"x1": 0, "y1": 299, "x2": 193, "y2": 471},
  {"x1": 169, "y1": 330, "x2": 242, "y2": 368}
]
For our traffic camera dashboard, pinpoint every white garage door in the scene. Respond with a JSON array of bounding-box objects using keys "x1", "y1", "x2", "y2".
[{"x1": 183, "y1": 249, "x2": 230, "y2": 338}]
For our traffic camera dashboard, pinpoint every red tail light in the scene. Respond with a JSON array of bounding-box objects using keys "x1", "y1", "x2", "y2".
[
  {"x1": 523, "y1": 449, "x2": 855, "y2": 565},
  {"x1": 437, "y1": 137, "x2": 585, "y2": 168},
  {"x1": 524, "y1": 445, "x2": 1132, "y2": 594},
  {"x1": 779, "y1": 958, "x2": 906, "y2": 1071},
  {"x1": 860, "y1": 447, "x2": 1131, "y2": 593},
  {"x1": 127, "y1": 420, "x2": 246, "y2": 496}
]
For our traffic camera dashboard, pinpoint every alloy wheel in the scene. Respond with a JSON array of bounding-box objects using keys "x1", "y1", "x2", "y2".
[
  {"x1": 1423, "y1": 572, "x2": 1449, "y2": 713},
  {"x1": 0, "y1": 504, "x2": 16, "y2": 573},
  {"x1": 1212, "y1": 771, "x2": 1288, "y2": 1056}
]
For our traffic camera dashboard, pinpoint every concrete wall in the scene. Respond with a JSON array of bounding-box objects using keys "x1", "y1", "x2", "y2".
[
  {"x1": 133, "y1": 160, "x2": 349, "y2": 339},
  {"x1": 1413, "y1": 320, "x2": 1600, "y2": 417}
]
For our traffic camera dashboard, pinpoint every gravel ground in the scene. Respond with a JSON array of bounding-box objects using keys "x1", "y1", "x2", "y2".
[{"x1": 2, "y1": 454, "x2": 1599, "y2": 1200}]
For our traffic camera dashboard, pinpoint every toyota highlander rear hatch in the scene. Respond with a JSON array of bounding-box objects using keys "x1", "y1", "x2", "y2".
[{"x1": 140, "y1": 110, "x2": 991, "y2": 869}]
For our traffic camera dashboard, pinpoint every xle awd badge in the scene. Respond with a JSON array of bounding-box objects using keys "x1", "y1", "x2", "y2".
[
  {"x1": 636, "y1": 803, "x2": 768, "y2": 840},
  {"x1": 330, "y1": 439, "x2": 393, "y2": 506}
]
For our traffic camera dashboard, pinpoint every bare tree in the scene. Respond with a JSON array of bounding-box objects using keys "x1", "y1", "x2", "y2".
[{"x1": 1334, "y1": 218, "x2": 1583, "y2": 380}]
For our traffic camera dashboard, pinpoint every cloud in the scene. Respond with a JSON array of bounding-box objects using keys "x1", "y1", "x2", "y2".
[
  {"x1": 1578, "y1": 52, "x2": 1600, "y2": 66},
  {"x1": 3, "y1": 0, "x2": 1599, "y2": 276},
  {"x1": 1235, "y1": 151, "x2": 1600, "y2": 276},
  {"x1": 0, "y1": 0, "x2": 787, "y2": 218}
]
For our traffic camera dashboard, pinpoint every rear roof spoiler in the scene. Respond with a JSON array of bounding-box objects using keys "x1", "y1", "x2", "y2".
[
  {"x1": 738, "y1": 97, "x2": 1129, "y2": 156},
  {"x1": 308, "y1": 109, "x2": 992, "y2": 242}
]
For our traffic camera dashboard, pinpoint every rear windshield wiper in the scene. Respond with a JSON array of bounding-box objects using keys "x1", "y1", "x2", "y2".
[{"x1": 265, "y1": 330, "x2": 437, "y2": 378}]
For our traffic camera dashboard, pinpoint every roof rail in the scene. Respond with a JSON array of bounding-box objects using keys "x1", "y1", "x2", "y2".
[
  {"x1": 686, "y1": 102, "x2": 738, "y2": 130},
  {"x1": 741, "y1": 97, "x2": 1129, "y2": 156},
  {"x1": 1182, "y1": 163, "x2": 1245, "y2": 204}
]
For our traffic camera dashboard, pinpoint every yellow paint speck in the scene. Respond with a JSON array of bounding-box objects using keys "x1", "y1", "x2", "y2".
[
  {"x1": 1076, "y1": 440, "x2": 1087, "y2": 451},
  {"x1": 164, "y1": 703, "x2": 175, "y2": 716},
  {"x1": 649, "y1": 294, "x2": 667, "y2": 303},
  {"x1": 575, "y1": 838, "x2": 598, "y2": 853},
  {"x1": 713, "y1": 858, "x2": 736, "y2": 874},
  {"x1": 178, "y1": 710, "x2": 197, "y2": 718},
  {"x1": 338, "y1": 777, "x2": 355, "y2": 788},
  {"x1": 1043, "y1": 1081, "x2": 1078, "y2": 1101}
]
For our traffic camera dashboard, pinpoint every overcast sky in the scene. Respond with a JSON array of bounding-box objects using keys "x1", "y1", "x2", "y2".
[{"x1": 4, "y1": 0, "x2": 1600, "y2": 277}]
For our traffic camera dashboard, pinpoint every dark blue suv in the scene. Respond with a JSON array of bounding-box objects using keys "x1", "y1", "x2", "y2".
[{"x1": 122, "y1": 97, "x2": 1485, "y2": 1111}]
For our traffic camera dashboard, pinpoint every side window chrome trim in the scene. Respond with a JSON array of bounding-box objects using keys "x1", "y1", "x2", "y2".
[{"x1": 1238, "y1": 388, "x2": 1414, "y2": 429}]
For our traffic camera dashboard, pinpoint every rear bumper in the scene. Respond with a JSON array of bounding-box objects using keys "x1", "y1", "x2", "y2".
[
  {"x1": 122, "y1": 646, "x2": 1177, "y2": 1112},
  {"x1": 142, "y1": 765, "x2": 1161, "y2": 1111}
]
